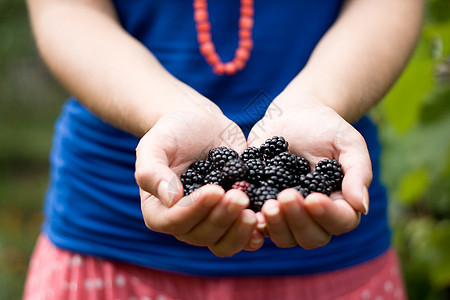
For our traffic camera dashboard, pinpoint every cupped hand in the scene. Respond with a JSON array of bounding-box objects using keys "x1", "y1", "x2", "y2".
[
  {"x1": 248, "y1": 104, "x2": 371, "y2": 249},
  {"x1": 135, "y1": 109, "x2": 264, "y2": 256}
]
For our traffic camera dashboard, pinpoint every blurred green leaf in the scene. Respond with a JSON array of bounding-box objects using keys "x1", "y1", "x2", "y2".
[
  {"x1": 428, "y1": 221, "x2": 450, "y2": 287},
  {"x1": 382, "y1": 52, "x2": 434, "y2": 133},
  {"x1": 424, "y1": 21, "x2": 450, "y2": 58},
  {"x1": 399, "y1": 168, "x2": 429, "y2": 205},
  {"x1": 420, "y1": 86, "x2": 450, "y2": 124}
]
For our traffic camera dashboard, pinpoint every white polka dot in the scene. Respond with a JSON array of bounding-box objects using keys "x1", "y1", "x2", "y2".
[
  {"x1": 141, "y1": 297, "x2": 151, "y2": 300},
  {"x1": 129, "y1": 297, "x2": 138, "y2": 300},
  {"x1": 375, "y1": 296, "x2": 384, "y2": 300},
  {"x1": 156, "y1": 295, "x2": 167, "y2": 300},
  {"x1": 390, "y1": 266, "x2": 399, "y2": 277},
  {"x1": 52, "y1": 261, "x2": 61, "y2": 270},
  {"x1": 384, "y1": 280, "x2": 394, "y2": 293},
  {"x1": 115, "y1": 274, "x2": 126, "y2": 287},
  {"x1": 62, "y1": 281, "x2": 69, "y2": 290},
  {"x1": 29, "y1": 259, "x2": 37, "y2": 269},
  {"x1": 69, "y1": 282, "x2": 78, "y2": 291},
  {"x1": 361, "y1": 289, "x2": 371, "y2": 299},
  {"x1": 71, "y1": 255, "x2": 83, "y2": 266},
  {"x1": 95, "y1": 278, "x2": 103, "y2": 289},
  {"x1": 132, "y1": 276, "x2": 140, "y2": 284},
  {"x1": 394, "y1": 289, "x2": 403, "y2": 299},
  {"x1": 85, "y1": 279, "x2": 94, "y2": 290}
]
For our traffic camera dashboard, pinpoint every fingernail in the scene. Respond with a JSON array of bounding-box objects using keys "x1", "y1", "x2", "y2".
[
  {"x1": 362, "y1": 186, "x2": 369, "y2": 215},
  {"x1": 256, "y1": 222, "x2": 267, "y2": 230},
  {"x1": 242, "y1": 214, "x2": 256, "y2": 225},
  {"x1": 250, "y1": 238, "x2": 263, "y2": 247},
  {"x1": 278, "y1": 192, "x2": 300, "y2": 213},
  {"x1": 278, "y1": 193, "x2": 296, "y2": 204},
  {"x1": 305, "y1": 198, "x2": 324, "y2": 216},
  {"x1": 265, "y1": 205, "x2": 279, "y2": 217},
  {"x1": 157, "y1": 180, "x2": 170, "y2": 206},
  {"x1": 227, "y1": 196, "x2": 248, "y2": 214},
  {"x1": 231, "y1": 196, "x2": 249, "y2": 206}
]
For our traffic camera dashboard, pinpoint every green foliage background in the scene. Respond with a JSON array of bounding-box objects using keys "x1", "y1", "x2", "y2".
[
  {"x1": 372, "y1": 1, "x2": 450, "y2": 298},
  {"x1": 0, "y1": 0, "x2": 449, "y2": 299}
]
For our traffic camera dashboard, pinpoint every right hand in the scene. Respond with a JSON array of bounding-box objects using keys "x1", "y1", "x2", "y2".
[{"x1": 135, "y1": 109, "x2": 265, "y2": 257}]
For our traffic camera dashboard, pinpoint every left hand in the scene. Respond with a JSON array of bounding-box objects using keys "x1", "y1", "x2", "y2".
[{"x1": 247, "y1": 103, "x2": 371, "y2": 249}]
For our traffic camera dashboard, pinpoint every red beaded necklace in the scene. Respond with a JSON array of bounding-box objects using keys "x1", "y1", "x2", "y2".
[{"x1": 193, "y1": 0, "x2": 255, "y2": 76}]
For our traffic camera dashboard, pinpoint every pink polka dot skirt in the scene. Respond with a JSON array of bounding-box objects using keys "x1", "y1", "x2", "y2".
[{"x1": 23, "y1": 234, "x2": 407, "y2": 300}]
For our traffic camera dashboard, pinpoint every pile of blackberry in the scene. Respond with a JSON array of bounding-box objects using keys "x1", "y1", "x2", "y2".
[{"x1": 180, "y1": 136, "x2": 344, "y2": 212}]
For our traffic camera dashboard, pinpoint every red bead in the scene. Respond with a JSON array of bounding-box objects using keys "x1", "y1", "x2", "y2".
[
  {"x1": 193, "y1": 0, "x2": 207, "y2": 10},
  {"x1": 235, "y1": 48, "x2": 250, "y2": 61},
  {"x1": 196, "y1": 22, "x2": 211, "y2": 32},
  {"x1": 194, "y1": 9, "x2": 208, "y2": 22},
  {"x1": 197, "y1": 31, "x2": 211, "y2": 43},
  {"x1": 240, "y1": 6, "x2": 254, "y2": 17},
  {"x1": 239, "y1": 16, "x2": 254, "y2": 30},
  {"x1": 213, "y1": 63, "x2": 225, "y2": 75},
  {"x1": 239, "y1": 38, "x2": 253, "y2": 50},
  {"x1": 224, "y1": 62, "x2": 238, "y2": 75},
  {"x1": 232, "y1": 58, "x2": 246, "y2": 70},
  {"x1": 238, "y1": 29, "x2": 252, "y2": 39},
  {"x1": 200, "y1": 42, "x2": 215, "y2": 56},
  {"x1": 241, "y1": 0, "x2": 254, "y2": 6},
  {"x1": 206, "y1": 53, "x2": 220, "y2": 65}
]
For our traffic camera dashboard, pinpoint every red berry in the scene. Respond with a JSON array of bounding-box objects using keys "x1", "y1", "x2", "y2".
[{"x1": 231, "y1": 180, "x2": 251, "y2": 194}]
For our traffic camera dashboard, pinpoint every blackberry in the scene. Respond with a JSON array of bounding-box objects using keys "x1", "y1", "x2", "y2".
[
  {"x1": 244, "y1": 158, "x2": 266, "y2": 184},
  {"x1": 180, "y1": 168, "x2": 204, "y2": 186},
  {"x1": 221, "y1": 158, "x2": 249, "y2": 189},
  {"x1": 296, "y1": 156, "x2": 311, "y2": 175},
  {"x1": 240, "y1": 147, "x2": 262, "y2": 161},
  {"x1": 231, "y1": 180, "x2": 251, "y2": 194},
  {"x1": 260, "y1": 136, "x2": 289, "y2": 160},
  {"x1": 268, "y1": 151, "x2": 298, "y2": 172},
  {"x1": 315, "y1": 159, "x2": 344, "y2": 191},
  {"x1": 264, "y1": 165, "x2": 299, "y2": 190},
  {"x1": 293, "y1": 186, "x2": 310, "y2": 198},
  {"x1": 298, "y1": 171, "x2": 332, "y2": 196},
  {"x1": 248, "y1": 184, "x2": 279, "y2": 212},
  {"x1": 184, "y1": 183, "x2": 202, "y2": 196},
  {"x1": 189, "y1": 160, "x2": 213, "y2": 176},
  {"x1": 207, "y1": 146, "x2": 239, "y2": 170},
  {"x1": 204, "y1": 169, "x2": 224, "y2": 186}
]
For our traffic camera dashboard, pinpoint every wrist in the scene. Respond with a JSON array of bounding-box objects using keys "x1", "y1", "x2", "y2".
[
  {"x1": 271, "y1": 79, "x2": 359, "y2": 123},
  {"x1": 136, "y1": 80, "x2": 224, "y2": 136}
]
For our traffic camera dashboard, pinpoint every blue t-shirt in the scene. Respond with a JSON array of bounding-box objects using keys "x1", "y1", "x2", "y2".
[{"x1": 43, "y1": 0, "x2": 391, "y2": 276}]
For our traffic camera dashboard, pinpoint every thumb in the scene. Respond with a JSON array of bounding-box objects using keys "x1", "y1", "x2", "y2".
[
  {"x1": 338, "y1": 131, "x2": 372, "y2": 215},
  {"x1": 135, "y1": 131, "x2": 183, "y2": 207}
]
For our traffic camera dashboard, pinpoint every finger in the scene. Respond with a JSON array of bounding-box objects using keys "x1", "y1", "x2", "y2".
[
  {"x1": 135, "y1": 129, "x2": 183, "y2": 207},
  {"x1": 141, "y1": 184, "x2": 223, "y2": 234},
  {"x1": 177, "y1": 189, "x2": 249, "y2": 246},
  {"x1": 337, "y1": 127, "x2": 372, "y2": 214},
  {"x1": 255, "y1": 212, "x2": 269, "y2": 237},
  {"x1": 262, "y1": 200, "x2": 297, "y2": 248},
  {"x1": 243, "y1": 227, "x2": 265, "y2": 251},
  {"x1": 278, "y1": 189, "x2": 331, "y2": 249},
  {"x1": 304, "y1": 193, "x2": 361, "y2": 235},
  {"x1": 209, "y1": 210, "x2": 257, "y2": 257}
]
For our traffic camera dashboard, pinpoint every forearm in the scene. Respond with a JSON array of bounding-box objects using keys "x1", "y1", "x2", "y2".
[
  {"x1": 275, "y1": 0, "x2": 424, "y2": 123},
  {"x1": 27, "y1": 0, "x2": 218, "y2": 136}
]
